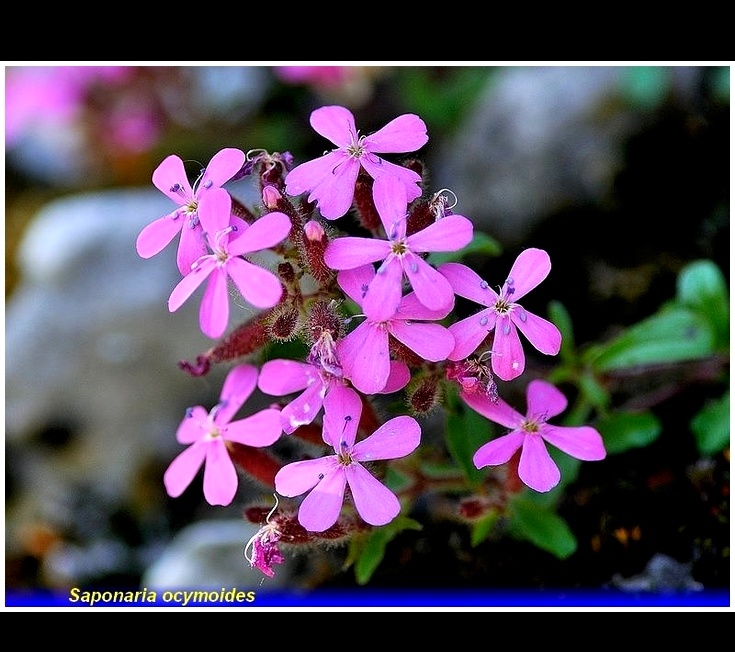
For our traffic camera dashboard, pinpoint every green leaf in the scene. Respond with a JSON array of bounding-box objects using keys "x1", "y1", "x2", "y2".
[
  {"x1": 596, "y1": 411, "x2": 662, "y2": 455},
  {"x1": 676, "y1": 259, "x2": 729, "y2": 348},
  {"x1": 470, "y1": 509, "x2": 500, "y2": 547},
  {"x1": 445, "y1": 403, "x2": 493, "y2": 486},
  {"x1": 427, "y1": 231, "x2": 502, "y2": 266},
  {"x1": 354, "y1": 517, "x2": 422, "y2": 585},
  {"x1": 620, "y1": 66, "x2": 671, "y2": 110},
  {"x1": 691, "y1": 390, "x2": 730, "y2": 456},
  {"x1": 508, "y1": 495, "x2": 577, "y2": 559},
  {"x1": 587, "y1": 307, "x2": 715, "y2": 372},
  {"x1": 548, "y1": 300, "x2": 575, "y2": 362}
]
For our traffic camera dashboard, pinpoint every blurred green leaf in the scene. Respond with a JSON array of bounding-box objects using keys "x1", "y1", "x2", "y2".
[
  {"x1": 508, "y1": 495, "x2": 577, "y2": 559},
  {"x1": 691, "y1": 390, "x2": 730, "y2": 456},
  {"x1": 620, "y1": 66, "x2": 671, "y2": 110},
  {"x1": 596, "y1": 411, "x2": 662, "y2": 455},
  {"x1": 445, "y1": 403, "x2": 493, "y2": 487},
  {"x1": 427, "y1": 231, "x2": 502, "y2": 266},
  {"x1": 470, "y1": 509, "x2": 500, "y2": 547},
  {"x1": 587, "y1": 307, "x2": 715, "y2": 372},
  {"x1": 676, "y1": 259, "x2": 729, "y2": 348},
  {"x1": 548, "y1": 300, "x2": 575, "y2": 363},
  {"x1": 578, "y1": 372, "x2": 610, "y2": 411},
  {"x1": 353, "y1": 517, "x2": 422, "y2": 585}
]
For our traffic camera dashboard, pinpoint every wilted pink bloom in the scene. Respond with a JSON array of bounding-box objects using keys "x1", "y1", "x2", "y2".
[
  {"x1": 243, "y1": 495, "x2": 285, "y2": 579},
  {"x1": 466, "y1": 379, "x2": 606, "y2": 493},
  {"x1": 258, "y1": 327, "x2": 410, "y2": 433},
  {"x1": 325, "y1": 177, "x2": 473, "y2": 316},
  {"x1": 136, "y1": 148, "x2": 246, "y2": 275},
  {"x1": 336, "y1": 265, "x2": 455, "y2": 394},
  {"x1": 440, "y1": 248, "x2": 562, "y2": 381},
  {"x1": 168, "y1": 188, "x2": 290, "y2": 339},
  {"x1": 284, "y1": 105, "x2": 428, "y2": 219},
  {"x1": 164, "y1": 365, "x2": 283, "y2": 506},
  {"x1": 274, "y1": 386, "x2": 421, "y2": 531}
]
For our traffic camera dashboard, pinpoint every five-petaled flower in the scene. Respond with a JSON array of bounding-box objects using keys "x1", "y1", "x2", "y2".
[
  {"x1": 284, "y1": 105, "x2": 428, "y2": 220},
  {"x1": 325, "y1": 177, "x2": 473, "y2": 316},
  {"x1": 274, "y1": 385, "x2": 421, "y2": 532},
  {"x1": 136, "y1": 148, "x2": 246, "y2": 275},
  {"x1": 164, "y1": 365, "x2": 283, "y2": 506},
  {"x1": 439, "y1": 248, "x2": 562, "y2": 381},
  {"x1": 465, "y1": 379, "x2": 606, "y2": 493},
  {"x1": 335, "y1": 265, "x2": 455, "y2": 394},
  {"x1": 168, "y1": 188, "x2": 290, "y2": 338}
]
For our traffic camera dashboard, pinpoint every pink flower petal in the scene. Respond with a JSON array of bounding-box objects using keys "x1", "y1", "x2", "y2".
[
  {"x1": 308, "y1": 156, "x2": 361, "y2": 219},
  {"x1": 176, "y1": 406, "x2": 208, "y2": 444},
  {"x1": 285, "y1": 152, "x2": 344, "y2": 197},
  {"x1": 176, "y1": 222, "x2": 209, "y2": 276},
  {"x1": 197, "y1": 187, "x2": 231, "y2": 235},
  {"x1": 402, "y1": 253, "x2": 455, "y2": 313},
  {"x1": 199, "y1": 267, "x2": 230, "y2": 338},
  {"x1": 345, "y1": 464, "x2": 400, "y2": 526},
  {"x1": 491, "y1": 318, "x2": 526, "y2": 381},
  {"x1": 381, "y1": 361, "x2": 411, "y2": 393},
  {"x1": 352, "y1": 415, "x2": 421, "y2": 461},
  {"x1": 337, "y1": 266, "x2": 375, "y2": 305},
  {"x1": 362, "y1": 257, "x2": 403, "y2": 321},
  {"x1": 215, "y1": 364, "x2": 258, "y2": 423},
  {"x1": 512, "y1": 309, "x2": 562, "y2": 356},
  {"x1": 372, "y1": 175, "x2": 409, "y2": 233},
  {"x1": 136, "y1": 214, "x2": 182, "y2": 259},
  {"x1": 462, "y1": 392, "x2": 523, "y2": 430},
  {"x1": 227, "y1": 211, "x2": 291, "y2": 256},
  {"x1": 363, "y1": 113, "x2": 428, "y2": 153},
  {"x1": 448, "y1": 310, "x2": 496, "y2": 360},
  {"x1": 168, "y1": 258, "x2": 216, "y2": 312},
  {"x1": 396, "y1": 291, "x2": 453, "y2": 321},
  {"x1": 202, "y1": 438, "x2": 239, "y2": 506},
  {"x1": 337, "y1": 321, "x2": 390, "y2": 394},
  {"x1": 526, "y1": 379, "x2": 567, "y2": 419},
  {"x1": 473, "y1": 431, "x2": 525, "y2": 468},
  {"x1": 163, "y1": 441, "x2": 206, "y2": 498},
  {"x1": 258, "y1": 359, "x2": 313, "y2": 396},
  {"x1": 505, "y1": 248, "x2": 552, "y2": 300},
  {"x1": 542, "y1": 424, "x2": 606, "y2": 461},
  {"x1": 275, "y1": 457, "x2": 336, "y2": 498},
  {"x1": 325, "y1": 237, "x2": 391, "y2": 270},
  {"x1": 225, "y1": 408, "x2": 282, "y2": 447},
  {"x1": 297, "y1": 466, "x2": 348, "y2": 532},
  {"x1": 517, "y1": 434, "x2": 560, "y2": 493},
  {"x1": 439, "y1": 262, "x2": 498, "y2": 307},
  {"x1": 323, "y1": 385, "x2": 361, "y2": 449},
  {"x1": 201, "y1": 147, "x2": 245, "y2": 189},
  {"x1": 389, "y1": 321, "x2": 455, "y2": 362},
  {"x1": 280, "y1": 382, "x2": 327, "y2": 434},
  {"x1": 226, "y1": 257, "x2": 284, "y2": 309},
  {"x1": 309, "y1": 105, "x2": 356, "y2": 148},
  {"x1": 407, "y1": 215, "x2": 474, "y2": 253},
  {"x1": 367, "y1": 161, "x2": 423, "y2": 202},
  {"x1": 152, "y1": 154, "x2": 191, "y2": 202}
]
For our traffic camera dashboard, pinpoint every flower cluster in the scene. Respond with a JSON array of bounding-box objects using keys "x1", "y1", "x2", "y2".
[{"x1": 138, "y1": 104, "x2": 606, "y2": 579}]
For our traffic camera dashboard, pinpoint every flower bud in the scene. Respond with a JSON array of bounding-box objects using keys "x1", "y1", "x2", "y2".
[
  {"x1": 267, "y1": 304, "x2": 302, "y2": 342},
  {"x1": 262, "y1": 185, "x2": 282, "y2": 210},
  {"x1": 406, "y1": 374, "x2": 442, "y2": 416},
  {"x1": 304, "y1": 219, "x2": 325, "y2": 242}
]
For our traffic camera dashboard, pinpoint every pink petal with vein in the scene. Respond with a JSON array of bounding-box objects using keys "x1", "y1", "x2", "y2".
[
  {"x1": 402, "y1": 253, "x2": 454, "y2": 313},
  {"x1": 542, "y1": 425, "x2": 606, "y2": 461},
  {"x1": 226, "y1": 257, "x2": 284, "y2": 309},
  {"x1": 518, "y1": 435, "x2": 560, "y2": 493},
  {"x1": 390, "y1": 321, "x2": 454, "y2": 361},
  {"x1": 136, "y1": 214, "x2": 182, "y2": 259},
  {"x1": 353, "y1": 415, "x2": 421, "y2": 461},
  {"x1": 473, "y1": 432, "x2": 525, "y2": 468},
  {"x1": 526, "y1": 379, "x2": 567, "y2": 419},
  {"x1": 505, "y1": 248, "x2": 551, "y2": 300},
  {"x1": 325, "y1": 237, "x2": 390, "y2": 270},
  {"x1": 363, "y1": 113, "x2": 428, "y2": 153},
  {"x1": 225, "y1": 409, "x2": 282, "y2": 447},
  {"x1": 345, "y1": 464, "x2": 400, "y2": 526},
  {"x1": 447, "y1": 310, "x2": 495, "y2": 360},
  {"x1": 203, "y1": 439, "x2": 239, "y2": 505},
  {"x1": 439, "y1": 262, "x2": 498, "y2": 306},
  {"x1": 309, "y1": 105, "x2": 356, "y2": 147},
  {"x1": 152, "y1": 155, "x2": 191, "y2": 201},
  {"x1": 258, "y1": 359, "x2": 312, "y2": 395},
  {"x1": 168, "y1": 258, "x2": 216, "y2": 312},
  {"x1": 491, "y1": 319, "x2": 526, "y2": 381},
  {"x1": 407, "y1": 215, "x2": 474, "y2": 253},
  {"x1": 216, "y1": 364, "x2": 258, "y2": 423},
  {"x1": 513, "y1": 310, "x2": 562, "y2": 356},
  {"x1": 164, "y1": 441, "x2": 206, "y2": 498},
  {"x1": 337, "y1": 322, "x2": 390, "y2": 394},
  {"x1": 199, "y1": 268, "x2": 230, "y2": 338}
]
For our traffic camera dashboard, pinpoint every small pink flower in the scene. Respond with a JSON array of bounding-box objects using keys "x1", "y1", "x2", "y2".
[
  {"x1": 336, "y1": 265, "x2": 455, "y2": 394},
  {"x1": 258, "y1": 328, "x2": 410, "y2": 433},
  {"x1": 136, "y1": 148, "x2": 246, "y2": 275},
  {"x1": 466, "y1": 379, "x2": 606, "y2": 493},
  {"x1": 167, "y1": 188, "x2": 290, "y2": 339},
  {"x1": 164, "y1": 365, "x2": 283, "y2": 506},
  {"x1": 440, "y1": 248, "x2": 562, "y2": 381},
  {"x1": 325, "y1": 177, "x2": 473, "y2": 316},
  {"x1": 284, "y1": 105, "x2": 428, "y2": 219},
  {"x1": 275, "y1": 386, "x2": 421, "y2": 532}
]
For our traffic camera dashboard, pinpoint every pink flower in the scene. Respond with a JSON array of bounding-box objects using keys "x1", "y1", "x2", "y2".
[
  {"x1": 163, "y1": 365, "x2": 283, "y2": 506},
  {"x1": 243, "y1": 495, "x2": 285, "y2": 579},
  {"x1": 136, "y1": 147, "x2": 246, "y2": 275},
  {"x1": 258, "y1": 328, "x2": 410, "y2": 433},
  {"x1": 274, "y1": 386, "x2": 421, "y2": 531},
  {"x1": 284, "y1": 105, "x2": 428, "y2": 219},
  {"x1": 168, "y1": 188, "x2": 290, "y2": 339},
  {"x1": 325, "y1": 177, "x2": 473, "y2": 316},
  {"x1": 466, "y1": 379, "x2": 606, "y2": 493},
  {"x1": 336, "y1": 265, "x2": 455, "y2": 394},
  {"x1": 440, "y1": 248, "x2": 562, "y2": 381}
]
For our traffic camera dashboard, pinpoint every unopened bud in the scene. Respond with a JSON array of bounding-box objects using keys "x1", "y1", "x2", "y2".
[
  {"x1": 407, "y1": 374, "x2": 442, "y2": 416},
  {"x1": 307, "y1": 300, "x2": 344, "y2": 343},
  {"x1": 304, "y1": 219, "x2": 325, "y2": 242},
  {"x1": 267, "y1": 304, "x2": 302, "y2": 342},
  {"x1": 262, "y1": 185, "x2": 282, "y2": 210}
]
